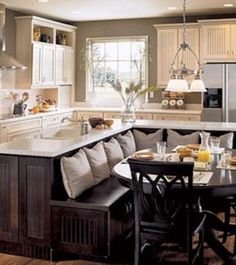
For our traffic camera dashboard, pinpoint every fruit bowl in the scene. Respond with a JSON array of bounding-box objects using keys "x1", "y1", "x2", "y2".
[
  {"x1": 103, "y1": 119, "x2": 114, "y2": 127},
  {"x1": 88, "y1": 117, "x2": 104, "y2": 128}
]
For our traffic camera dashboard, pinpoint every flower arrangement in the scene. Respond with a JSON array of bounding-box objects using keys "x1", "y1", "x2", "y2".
[{"x1": 111, "y1": 79, "x2": 159, "y2": 106}]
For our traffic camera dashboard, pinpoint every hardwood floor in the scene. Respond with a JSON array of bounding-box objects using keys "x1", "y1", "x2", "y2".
[{"x1": 0, "y1": 234, "x2": 234, "y2": 265}]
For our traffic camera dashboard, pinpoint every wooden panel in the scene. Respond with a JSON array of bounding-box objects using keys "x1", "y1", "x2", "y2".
[
  {"x1": 52, "y1": 207, "x2": 107, "y2": 257},
  {"x1": 103, "y1": 112, "x2": 120, "y2": 119},
  {"x1": 19, "y1": 157, "x2": 52, "y2": 246},
  {"x1": 77, "y1": 112, "x2": 104, "y2": 119},
  {"x1": 152, "y1": 113, "x2": 200, "y2": 121},
  {"x1": 135, "y1": 113, "x2": 152, "y2": 120},
  {"x1": 230, "y1": 24, "x2": 236, "y2": 58},
  {"x1": 201, "y1": 24, "x2": 230, "y2": 60},
  {"x1": 157, "y1": 28, "x2": 178, "y2": 85},
  {"x1": 0, "y1": 155, "x2": 18, "y2": 242}
]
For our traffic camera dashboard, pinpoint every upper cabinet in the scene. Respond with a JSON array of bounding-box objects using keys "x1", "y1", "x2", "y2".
[
  {"x1": 15, "y1": 16, "x2": 77, "y2": 89},
  {"x1": 199, "y1": 19, "x2": 236, "y2": 62},
  {"x1": 154, "y1": 24, "x2": 200, "y2": 86}
]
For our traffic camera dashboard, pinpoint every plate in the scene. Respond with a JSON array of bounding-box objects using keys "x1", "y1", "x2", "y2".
[
  {"x1": 131, "y1": 151, "x2": 156, "y2": 160},
  {"x1": 230, "y1": 156, "x2": 236, "y2": 166}
]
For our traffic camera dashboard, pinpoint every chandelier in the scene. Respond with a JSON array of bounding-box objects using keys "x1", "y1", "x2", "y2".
[{"x1": 165, "y1": 0, "x2": 206, "y2": 93}]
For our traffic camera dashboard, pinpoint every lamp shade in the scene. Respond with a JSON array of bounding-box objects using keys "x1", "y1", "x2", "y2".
[
  {"x1": 190, "y1": 79, "x2": 206, "y2": 92},
  {"x1": 165, "y1": 78, "x2": 189, "y2": 92}
]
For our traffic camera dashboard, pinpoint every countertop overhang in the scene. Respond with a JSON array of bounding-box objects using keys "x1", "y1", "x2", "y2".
[{"x1": 0, "y1": 119, "x2": 236, "y2": 157}]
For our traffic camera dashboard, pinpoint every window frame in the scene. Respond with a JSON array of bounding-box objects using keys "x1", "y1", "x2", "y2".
[{"x1": 85, "y1": 36, "x2": 149, "y2": 106}]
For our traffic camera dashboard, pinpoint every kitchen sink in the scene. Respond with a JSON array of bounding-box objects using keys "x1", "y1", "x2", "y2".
[{"x1": 41, "y1": 125, "x2": 83, "y2": 139}]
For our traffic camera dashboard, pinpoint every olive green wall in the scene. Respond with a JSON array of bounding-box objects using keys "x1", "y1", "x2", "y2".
[{"x1": 73, "y1": 13, "x2": 236, "y2": 104}]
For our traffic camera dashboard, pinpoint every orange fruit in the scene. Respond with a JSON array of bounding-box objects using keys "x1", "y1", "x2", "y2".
[{"x1": 32, "y1": 107, "x2": 40, "y2": 113}]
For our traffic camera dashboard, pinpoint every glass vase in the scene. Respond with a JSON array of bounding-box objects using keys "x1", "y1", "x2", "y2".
[
  {"x1": 198, "y1": 131, "x2": 211, "y2": 162},
  {"x1": 121, "y1": 102, "x2": 136, "y2": 123}
]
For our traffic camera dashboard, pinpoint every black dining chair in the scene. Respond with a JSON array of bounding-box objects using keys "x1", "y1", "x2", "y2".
[{"x1": 127, "y1": 159, "x2": 206, "y2": 265}]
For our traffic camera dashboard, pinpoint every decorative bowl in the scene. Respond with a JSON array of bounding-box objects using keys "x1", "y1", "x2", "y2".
[
  {"x1": 103, "y1": 119, "x2": 114, "y2": 127},
  {"x1": 88, "y1": 117, "x2": 104, "y2": 128}
]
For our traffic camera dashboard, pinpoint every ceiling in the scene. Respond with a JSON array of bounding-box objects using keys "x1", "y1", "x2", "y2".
[{"x1": 2, "y1": 0, "x2": 236, "y2": 22}]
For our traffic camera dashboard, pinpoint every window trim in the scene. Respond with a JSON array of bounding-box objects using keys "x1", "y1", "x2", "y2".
[{"x1": 85, "y1": 36, "x2": 149, "y2": 105}]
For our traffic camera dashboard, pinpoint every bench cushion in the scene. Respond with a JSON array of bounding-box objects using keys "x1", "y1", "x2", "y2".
[{"x1": 60, "y1": 149, "x2": 94, "y2": 199}]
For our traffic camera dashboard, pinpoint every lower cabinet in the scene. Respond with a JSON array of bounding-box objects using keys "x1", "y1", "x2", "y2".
[
  {"x1": 153, "y1": 113, "x2": 201, "y2": 121},
  {"x1": 0, "y1": 155, "x2": 18, "y2": 243},
  {"x1": 19, "y1": 157, "x2": 52, "y2": 247}
]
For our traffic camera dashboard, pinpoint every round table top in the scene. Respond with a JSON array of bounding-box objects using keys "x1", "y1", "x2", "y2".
[{"x1": 112, "y1": 153, "x2": 236, "y2": 197}]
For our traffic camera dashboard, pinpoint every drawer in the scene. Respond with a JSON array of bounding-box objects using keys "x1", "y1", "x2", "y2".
[
  {"x1": 6, "y1": 118, "x2": 41, "y2": 134},
  {"x1": 136, "y1": 113, "x2": 152, "y2": 120},
  {"x1": 7, "y1": 128, "x2": 41, "y2": 141},
  {"x1": 104, "y1": 112, "x2": 121, "y2": 119},
  {"x1": 42, "y1": 114, "x2": 61, "y2": 127}
]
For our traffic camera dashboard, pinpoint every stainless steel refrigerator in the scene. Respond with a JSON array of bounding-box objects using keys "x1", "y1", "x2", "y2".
[{"x1": 202, "y1": 63, "x2": 236, "y2": 122}]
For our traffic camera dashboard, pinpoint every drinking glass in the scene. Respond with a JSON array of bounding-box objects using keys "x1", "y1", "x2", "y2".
[
  {"x1": 156, "y1": 141, "x2": 166, "y2": 160},
  {"x1": 210, "y1": 137, "x2": 220, "y2": 153},
  {"x1": 221, "y1": 149, "x2": 232, "y2": 169}
]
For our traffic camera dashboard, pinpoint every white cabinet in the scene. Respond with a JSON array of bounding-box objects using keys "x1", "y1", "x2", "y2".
[
  {"x1": 15, "y1": 16, "x2": 76, "y2": 89},
  {"x1": 77, "y1": 112, "x2": 104, "y2": 119},
  {"x1": 199, "y1": 19, "x2": 236, "y2": 62},
  {"x1": 4, "y1": 118, "x2": 42, "y2": 142},
  {"x1": 153, "y1": 113, "x2": 201, "y2": 121},
  {"x1": 32, "y1": 43, "x2": 55, "y2": 86},
  {"x1": 56, "y1": 46, "x2": 74, "y2": 85},
  {"x1": 155, "y1": 24, "x2": 200, "y2": 86}
]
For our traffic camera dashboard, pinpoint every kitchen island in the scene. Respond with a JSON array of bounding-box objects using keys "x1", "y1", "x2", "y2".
[{"x1": 0, "y1": 119, "x2": 236, "y2": 260}]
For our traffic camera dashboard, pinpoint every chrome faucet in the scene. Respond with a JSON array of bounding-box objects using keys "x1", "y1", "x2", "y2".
[{"x1": 61, "y1": 117, "x2": 72, "y2": 123}]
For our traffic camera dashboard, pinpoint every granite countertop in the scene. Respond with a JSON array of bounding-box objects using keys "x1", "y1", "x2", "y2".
[{"x1": 0, "y1": 119, "x2": 236, "y2": 157}]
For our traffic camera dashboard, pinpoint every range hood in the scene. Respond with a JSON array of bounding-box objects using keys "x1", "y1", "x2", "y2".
[{"x1": 0, "y1": 3, "x2": 26, "y2": 70}]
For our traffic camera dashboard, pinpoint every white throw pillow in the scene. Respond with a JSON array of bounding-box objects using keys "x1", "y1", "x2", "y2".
[
  {"x1": 103, "y1": 138, "x2": 124, "y2": 171},
  {"x1": 60, "y1": 149, "x2": 94, "y2": 199},
  {"x1": 84, "y1": 141, "x2": 110, "y2": 185},
  {"x1": 212, "y1": 132, "x2": 234, "y2": 149},
  {"x1": 117, "y1": 130, "x2": 136, "y2": 158},
  {"x1": 133, "y1": 129, "x2": 163, "y2": 151},
  {"x1": 167, "y1": 129, "x2": 199, "y2": 149}
]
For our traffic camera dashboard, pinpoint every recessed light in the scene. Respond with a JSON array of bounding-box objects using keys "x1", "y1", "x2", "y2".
[
  {"x1": 224, "y1": 3, "x2": 234, "y2": 7},
  {"x1": 72, "y1": 10, "x2": 81, "y2": 14},
  {"x1": 168, "y1": 6, "x2": 177, "y2": 10},
  {"x1": 38, "y1": 0, "x2": 49, "y2": 2}
]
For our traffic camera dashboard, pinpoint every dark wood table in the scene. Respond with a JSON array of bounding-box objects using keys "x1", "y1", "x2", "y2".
[{"x1": 112, "y1": 153, "x2": 236, "y2": 264}]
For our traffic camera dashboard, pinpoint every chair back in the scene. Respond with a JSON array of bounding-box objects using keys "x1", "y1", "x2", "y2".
[{"x1": 127, "y1": 159, "x2": 194, "y2": 234}]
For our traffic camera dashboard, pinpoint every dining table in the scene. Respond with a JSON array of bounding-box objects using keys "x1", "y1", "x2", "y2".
[{"x1": 112, "y1": 150, "x2": 236, "y2": 265}]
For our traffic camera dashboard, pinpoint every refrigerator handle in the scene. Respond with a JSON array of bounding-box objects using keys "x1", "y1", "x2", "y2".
[{"x1": 223, "y1": 64, "x2": 228, "y2": 122}]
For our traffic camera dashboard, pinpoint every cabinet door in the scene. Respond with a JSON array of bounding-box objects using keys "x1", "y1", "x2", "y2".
[
  {"x1": 55, "y1": 46, "x2": 65, "y2": 84},
  {"x1": 65, "y1": 47, "x2": 74, "y2": 84},
  {"x1": 19, "y1": 157, "x2": 52, "y2": 246},
  {"x1": 32, "y1": 43, "x2": 43, "y2": 85},
  {"x1": 230, "y1": 24, "x2": 236, "y2": 58},
  {"x1": 0, "y1": 155, "x2": 18, "y2": 242},
  {"x1": 178, "y1": 27, "x2": 200, "y2": 84},
  {"x1": 157, "y1": 28, "x2": 178, "y2": 85},
  {"x1": 42, "y1": 44, "x2": 55, "y2": 85},
  {"x1": 201, "y1": 24, "x2": 231, "y2": 60}
]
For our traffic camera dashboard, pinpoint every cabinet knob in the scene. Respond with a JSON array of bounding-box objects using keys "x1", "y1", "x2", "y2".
[{"x1": 232, "y1": 50, "x2": 235, "y2": 56}]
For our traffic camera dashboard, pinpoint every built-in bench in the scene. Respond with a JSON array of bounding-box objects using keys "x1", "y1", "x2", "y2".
[
  {"x1": 50, "y1": 131, "x2": 133, "y2": 261},
  {"x1": 49, "y1": 127, "x2": 235, "y2": 261}
]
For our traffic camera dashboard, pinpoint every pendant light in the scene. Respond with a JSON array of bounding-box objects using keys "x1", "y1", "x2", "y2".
[{"x1": 165, "y1": 0, "x2": 206, "y2": 93}]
